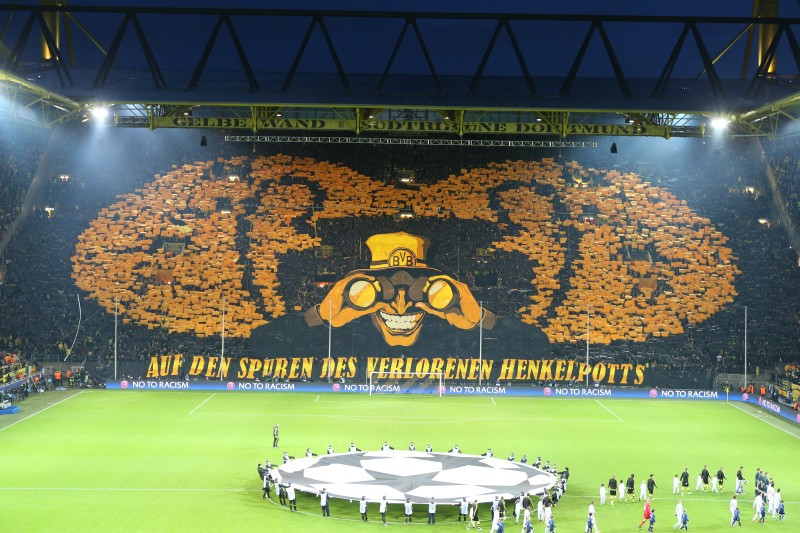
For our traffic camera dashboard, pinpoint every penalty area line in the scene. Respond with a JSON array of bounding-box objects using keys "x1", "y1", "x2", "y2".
[
  {"x1": 595, "y1": 399, "x2": 623, "y2": 422},
  {"x1": 727, "y1": 401, "x2": 800, "y2": 440},
  {"x1": 0, "y1": 391, "x2": 84, "y2": 433},
  {"x1": 189, "y1": 393, "x2": 216, "y2": 415}
]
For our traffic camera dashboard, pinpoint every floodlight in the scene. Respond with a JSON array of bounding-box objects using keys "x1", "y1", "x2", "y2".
[
  {"x1": 227, "y1": 175, "x2": 240, "y2": 182},
  {"x1": 710, "y1": 117, "x2": 730, "y2": 130},
  {"x1": 90, "y1": 106, "x2": 108, "y2": 120}
]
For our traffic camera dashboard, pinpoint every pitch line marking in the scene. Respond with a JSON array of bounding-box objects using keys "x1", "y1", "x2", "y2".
[
  {"x1": 0, "y1": 391, "x2": 84, "y2": 433},
  {"x1": 490, "y1": 397, "x2": 496, "y2": 405},
  {"x1": 595, "y1": 399, "x2": 623, "y2": 422},
  {"x1": 727, "y1": 401, "x2": 800, "y2": 440},
  {"x1": 190, "y1": 411, "x2": 621, "y2": 423},
  {"x1": 315, "y1": 395, "x2": 319, "y2": 402},
  {"x1": 188, "y1": 393, "x2": 215, "y2": 415}
]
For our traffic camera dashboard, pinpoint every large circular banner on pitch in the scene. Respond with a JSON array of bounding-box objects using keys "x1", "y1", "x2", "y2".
[{"x1": 276, "y1": 451, "x2": 557, "y2": 504}]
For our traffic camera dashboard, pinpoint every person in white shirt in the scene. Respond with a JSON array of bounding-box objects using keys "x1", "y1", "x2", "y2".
[
  {"x1": 428, "y1": 497, "x2": 437, "y2": 524},
  {"x1": 508, "y1": 452, "x2": 515, "y2": 462},
  {"x1": 286, "y1": 482, "x2": 297, "y2": 511},
  {"x1": 305, "y1": 448, "x2": 316, "y2": 458},
  {"x1": 674, "y1": 499, "x2": 685, "y2": 529},
  {"x1": 359, "y1": 496, "x2": 368, "y2": 522},
  {"x1": 766, "y1": 483, "x2": 776, "y2": 515},
  {"x1": 404, "y1": 498, "x2": 413, "y2": 524},
  {"x1": 449, "y1": 444, "x2": 461, "y2": 453},
  {"x1": 425, "y1": 443, "x2": 433, "y2": 452},
  {"x1": 327, "y1": 444, "x2": 334, "y2": 454},
  {"x1": 587, "y1": 501, "x2": 598, "y2": 531},
  {"x1": 772, "y1": 489, "x2": 782, "y2": 518},
  {"x1": 543, "y1": 502, "x2": 553, "y2": 524},
  {"x1": 491, "y1": 496, "x2": 500, "y2": 517},
  {"x1": 348, "y1": 442, "x2": 360, "y2": 452},
  {"x1": 382, "y1": 441, "x2": 394, "y2": 451},
  {"x1": 522, "y1": 507, "x2": 532, "y2": 533},
  {"x1": 639, "y1": 479, "x2": 647, "y2": 502},
  {"x1": 409, "y1": 441, "x2": 416, "y2": 451},
  {"x1": 753, "y1": 493, "x2": 763, "y2": 521},
  {"x1": 711, "y1": 473, "x2": 719, "y2": 493},
  {"x1": 379, "y1": 495, "x2": 388, "y2": 526},
  {"x1": 459, "y1": 497, "x2": 469, "y2": 523},
  {"x1": 599, "y1": 483, "x2": 607, "y2": 505},
  {"x1": 537, "y1": 497, "x2": 544, "y2": 521},
  {"x1": 695, "y1": 473, "x2": 703, "y2": 492},
  {"x1": 482, "y1": 448, "x2": 494, "y2": 457},
  {"x1": 319, "y1": 488, "x2": 330, "y2": 517},
  {"x1": 673, "y1": 474, "x2": 680, "y2": 494},
  {"x1": 490, "y1": 507, "x2": 501, "y2": 533},
  {"x1": 514, "y1": 492, "x2": 524, "y2": 524},
  {"x1": 729, "y1": 495, "x2": 738, "y2": 518}
]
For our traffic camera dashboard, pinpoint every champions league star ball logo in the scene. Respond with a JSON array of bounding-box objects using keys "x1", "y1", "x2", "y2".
[
  {"x1": 306, "y1": 232, "x2": 495, "y2": 347},
  {"x1": 277, "y1": 451, "x2": 557, "y2": 505},
  {"x1": 742, "y1": 393, "x2": 749, "y2": 401},
  {"x1": 226, "y1": 382, "x2": 235, "y2": 390},
  {"x1": 332, "y1": 383, "x2": 341, "y2": 392},
  {"x1": 649, "y1": 389, "x2": 658, "y2": 398},
  {"x1": 120, "y1": 380, "x2": 129, "y2": 389},
  {"x1": 543, "y1": 387, "x2": 552, "y2": 396}
]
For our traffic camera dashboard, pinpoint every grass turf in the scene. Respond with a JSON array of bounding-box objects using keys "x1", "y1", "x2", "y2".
[{"x1": 1, "y1": 389, "x2": 798, "y2": 532}]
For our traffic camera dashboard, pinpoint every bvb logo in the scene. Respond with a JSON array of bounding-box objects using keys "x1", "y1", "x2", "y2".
[
  {"x1": 71, "y1": 155, "x2": 738, "y2": 347},
  {"x1": 388, "y1": 248, "x2": 417, "y2": 267}
]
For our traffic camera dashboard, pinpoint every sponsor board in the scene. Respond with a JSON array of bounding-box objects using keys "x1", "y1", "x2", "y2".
[{"x1": 105, "y1": 381, "x2": 727, "y2": 400}]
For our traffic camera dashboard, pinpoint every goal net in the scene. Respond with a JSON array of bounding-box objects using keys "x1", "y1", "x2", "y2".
[{"x1": 368, "y1": 371, "x2": 445, "y2": 397}]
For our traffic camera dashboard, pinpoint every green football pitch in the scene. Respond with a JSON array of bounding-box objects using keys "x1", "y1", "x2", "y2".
[{"x1": 1, "y1": 389, "x2": 797, "y2": 532}]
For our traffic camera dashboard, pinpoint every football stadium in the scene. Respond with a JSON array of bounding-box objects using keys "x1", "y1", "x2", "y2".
[{"x1": 2, "y1": 2, "x2": 800, "y2": 532}]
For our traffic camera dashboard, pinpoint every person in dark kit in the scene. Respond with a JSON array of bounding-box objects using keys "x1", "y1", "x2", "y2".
[
  {"x1": 278, "y1": 481, "x2": 287, "y2": 506},
  {"x1": 647, "y1": 474, "x2": 658, "y2": 499},
  {"x1": 626, "y1": 474, "x2": 636, "y2": 503},
  {"x1": 609, "y1": 475, "x2": 619, "y2": 505},
  {"x1": 522, "y1": 492, "x2": 532, "y2": 512},
  {"x1": 561, "y1": 467, "x2": 570, "y2": 491},
  {"x1": 257, "y1": 463, "x2": 266, "y2": 481},
  {"x1": 735, "y1": 466, "x2": 745, "y2": 494},
  {"x1": 700, "y1": 465, "x2": 710, "y2": 493},
  {"x1": 273, "y1": 423, "x2": 279, "y2": 447},
  {"x1": 716, "y1": 467, "x2": 726, "y2": 493},
  {"x1": 262, "y1": 470, "x2": 271, "y2": 500},
  {"x1": 680, "y1": 468, "x2": 690, "y2": 496},
  {"x1": 467, "y1": 499, "x2": 480, "y2": 530},
  {"x1": 282, "y1": 451, "x2": 295, "y2": 464}
]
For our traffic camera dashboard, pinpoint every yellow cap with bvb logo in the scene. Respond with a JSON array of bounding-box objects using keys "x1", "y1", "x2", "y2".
[{"x1": 365, "y1": 232, "x2": 429, "y2": 269}]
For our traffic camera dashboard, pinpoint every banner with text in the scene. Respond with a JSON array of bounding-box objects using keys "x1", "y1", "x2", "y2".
[{"x1": 143, "y1": 355, "x2": 645, "y2": 385}]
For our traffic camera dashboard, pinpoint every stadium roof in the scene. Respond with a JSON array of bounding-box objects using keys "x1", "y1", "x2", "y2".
[{"x1": 3, "y1": 4, "x2": 800, "y2": 138}]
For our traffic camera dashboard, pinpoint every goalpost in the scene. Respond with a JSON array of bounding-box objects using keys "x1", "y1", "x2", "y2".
[{"x1": 368, "y1": 371, "x2": 445, "y2": 397}]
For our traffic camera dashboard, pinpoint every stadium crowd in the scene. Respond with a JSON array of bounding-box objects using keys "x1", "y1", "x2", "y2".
[{"x1": 0, "y1": 128, "x2": 799, "y2": 389}]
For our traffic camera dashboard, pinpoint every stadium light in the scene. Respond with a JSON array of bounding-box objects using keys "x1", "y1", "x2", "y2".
[
  {"x1": 227, "y1": 175, "x2": 240, "y2": 182},
  {"x1": 59, "y1": 174, "x2": 70, "y2": 182},
  {"x1": 710, "y1": 116, "x2": 730, "y2": 130},
  {"x1": 90, "y1": 106, "x2": 108, "y2": 120}
]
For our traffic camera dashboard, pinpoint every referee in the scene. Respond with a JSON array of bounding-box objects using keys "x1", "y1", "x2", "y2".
[{"x1": 273, "y1": 423, "x2": 279, "y2": 447}]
